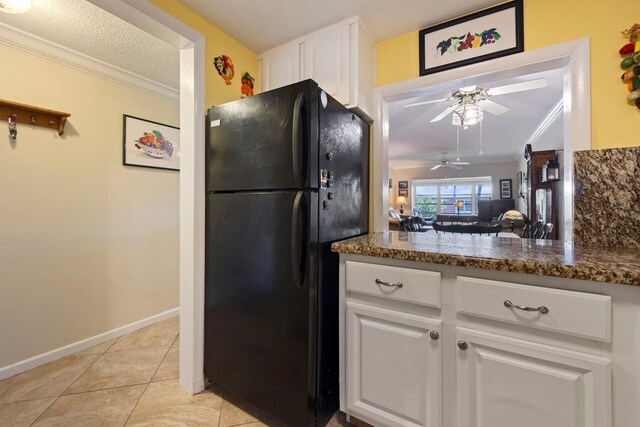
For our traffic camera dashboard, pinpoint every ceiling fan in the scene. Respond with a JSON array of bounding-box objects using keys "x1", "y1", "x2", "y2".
[
  {"x1": 430, "y1": 152, "x2": 469, "y2": 170},
  {"x1": 404, "y1": 78, "x2": 548, "y2": 125}
]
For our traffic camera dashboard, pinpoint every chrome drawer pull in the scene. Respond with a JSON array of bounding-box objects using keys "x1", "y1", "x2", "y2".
[
  {"x1": 375, "y1": 278, "x2": 403, "y2": 289},
  {"x1": 504, "y1": 300, "x2": 549, "y2": 314}
]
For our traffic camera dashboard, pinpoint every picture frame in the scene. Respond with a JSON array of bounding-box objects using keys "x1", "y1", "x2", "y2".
[
  {"x1": 398, "y1": 180, "x2": 408, "y2": 190},
  {"x1": 389, "y1": 179, "x2": 393, "y2": 189},
  {"x1": 398, "y1": 189, "x2": 408, "y2": 197},
  {"x1": 123, "y1": 114, "x2": 180, "y2": 171},
  {"x1": 500, "y1": 179, "x2": 513, "y2": 199},
  {"x1": 419, "y1": 0, "x2": 524, "y2": 76}
]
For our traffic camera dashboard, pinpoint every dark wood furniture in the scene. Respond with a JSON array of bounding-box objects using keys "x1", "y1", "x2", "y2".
[
  {"x1": 436, "y1": 214, "x2": 478, "y2": 224},
  {"x1": 432, "y1": 222, "x2": 503, "y2": 236},
  {"x1": 524, "y1": 147, "x2": 558, "y2": 239}
]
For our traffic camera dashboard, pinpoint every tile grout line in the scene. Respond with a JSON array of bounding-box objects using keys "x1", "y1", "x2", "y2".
[
  {"x1": 28, "y1": 344, "x2": 114, "y2": 427},
  {"x1": 122, "y1": 382, "x2": 150, "y2": 426},
  {"x1": 122, "y1": 332, "x2": 178, "y2": 426}
]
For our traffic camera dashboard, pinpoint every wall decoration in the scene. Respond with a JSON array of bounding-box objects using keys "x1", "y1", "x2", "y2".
[
  {"x1": 419, "y1": 0, "x2": 523, "y2": 76},
  {"x1": 398, "y1": 189, "x2": 408, "y2": 197},
  {"x1": 500, "y1": 179, "x2": 512, "y2": 199},
  {"x1": 620, "y1": 24, "x2": 640, "y2": 109},
  {"x1": 123, "y1": 115, "x2": 180, "y2": 171},
  {"x1": 240, "y1": 71, "x2": 255, "y2": 98},
  {"x1": 213, "y1": 55, "x2": 235, "y2": 85},
  {"x1": 398, "y1": 180, "x2": 408, "y2": 189},
  {"x1": 389, "y1": 179, "x2": 393, "y2": 189}
]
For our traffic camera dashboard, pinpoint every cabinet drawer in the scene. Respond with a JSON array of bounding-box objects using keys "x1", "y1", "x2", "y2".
[
  {"x1": 457, "y1": 276, "x2": 611, "y2": 342},
  {"x1": 346, "y1": 261, "x2": 441, "y2": 308}
]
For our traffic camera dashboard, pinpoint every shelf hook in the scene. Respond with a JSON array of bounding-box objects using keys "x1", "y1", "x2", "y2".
[{"x1": 8, "y1": 114, "x2": 17, "y2": 141}]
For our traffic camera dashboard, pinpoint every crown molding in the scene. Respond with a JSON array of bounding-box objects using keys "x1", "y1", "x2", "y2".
[{"x1": 0, "y1": 22, "x2": 179, "y2": 102}]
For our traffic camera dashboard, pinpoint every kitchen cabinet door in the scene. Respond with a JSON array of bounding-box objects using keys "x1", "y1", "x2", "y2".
[
  {"x1": 346, "y1": 301, "x2": 441, "y2": 427},
  {"x1": 303, "y1": 24, "x2": 350, "y2": 105},
  {"x1": 259, "y1": 43, "x2": 301, "y2": 92},
  {"x1": 456, "y1": 327, "x2": 611, "y2": 427}
]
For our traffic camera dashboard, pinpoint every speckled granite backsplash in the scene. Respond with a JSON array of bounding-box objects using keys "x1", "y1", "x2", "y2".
[{"x1": 574, "y1": 147, "x2": 640, "y2": 249}]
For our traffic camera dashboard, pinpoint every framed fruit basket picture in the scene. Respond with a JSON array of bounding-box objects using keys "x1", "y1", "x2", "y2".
[
  {"x1": 419, "y1": 0, "x2": 524, "y2": 75},
  {"x1": 123, "y1": 115, "x2": 180, "y2": 171}
]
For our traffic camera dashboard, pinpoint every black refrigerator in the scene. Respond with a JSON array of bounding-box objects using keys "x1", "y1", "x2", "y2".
[{"x1": 205, "y1": 80, "x2": 369, "y2": 427}]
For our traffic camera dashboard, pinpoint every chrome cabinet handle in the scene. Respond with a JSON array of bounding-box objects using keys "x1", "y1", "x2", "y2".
[
  {"x1": 429, "y1": 331, "x2": 439, "y2": 340},
  {"x1": 375, "y1": 278, "x2": 403, "y2": 289},
  {"x1": 504, "y1": 300, "x2": 549, "y2": 314},
  {"x1": 457, "y1": 340, "x2": 468, "y2": 351}
]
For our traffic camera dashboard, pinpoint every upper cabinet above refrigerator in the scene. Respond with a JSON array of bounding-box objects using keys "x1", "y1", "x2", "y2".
[{"x1": 257, "y1": 16, "x2": 375, "y2": 119}]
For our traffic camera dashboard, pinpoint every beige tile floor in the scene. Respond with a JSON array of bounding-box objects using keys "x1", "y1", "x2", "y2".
[{"x1": 0, "y1": 316, "x2": 354, "y2": 427}]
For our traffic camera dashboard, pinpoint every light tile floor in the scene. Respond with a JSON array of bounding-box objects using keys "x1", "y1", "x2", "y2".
[{"x1": 0, "y1": 317, "x2": 354, "y2": 427}]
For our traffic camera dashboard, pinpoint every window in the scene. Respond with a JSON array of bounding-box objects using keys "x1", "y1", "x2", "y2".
[{"x1": 413, "y1": 177, "x2": 492, "y2": 217}]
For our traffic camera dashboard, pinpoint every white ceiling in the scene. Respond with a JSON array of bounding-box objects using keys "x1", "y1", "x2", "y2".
[
  {"x1": 0, "y1": 0, "x2": 179, "y2": 89},
  {"x1": 388, "y1": 68, "x2": 565, "y2": 169},
  {"x1": 180, "y1": 0, "x2": 502, "y2": 53}
]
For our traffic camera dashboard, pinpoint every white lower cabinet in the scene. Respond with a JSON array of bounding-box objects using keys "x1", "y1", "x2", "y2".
[
  {"x1": 455, "y1": 327, "x2": 611, "y2": 427},
  {"x1": 345, "y1": 301, "x2": 441, "y2": 427}
]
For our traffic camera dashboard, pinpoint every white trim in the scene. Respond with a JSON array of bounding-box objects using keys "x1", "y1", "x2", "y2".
[
  {"x1": 0, "y1": 22, "x2": 179, "y2": 102},
  {"x1": 87, "y1": 0, "x2": 206, "y2": 395},
  {"x1": 373, "y1": 38, "x2": 591, "y2": 242},
  {"x1": 0, "y1": 307, "x2": 179, "y2": 381}
]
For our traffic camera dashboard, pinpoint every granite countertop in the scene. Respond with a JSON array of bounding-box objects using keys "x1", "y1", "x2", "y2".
[{"x1": 331, "y1": 232, "x2": 640, "y2": 286}]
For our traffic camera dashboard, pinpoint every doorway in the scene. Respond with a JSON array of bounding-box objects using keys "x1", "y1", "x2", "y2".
[{"x1": 372, "y1": 38, "x2": 590, "y2": 242}]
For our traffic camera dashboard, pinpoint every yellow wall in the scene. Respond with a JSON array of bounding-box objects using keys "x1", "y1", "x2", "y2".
[
  {"x1": 150, "y1": 0, "x2": 257, "y2": 108},
  {"x1": 0, "y1": 43, "x2": 179, "y2": 368},
  {"x1": 376, "y1": 0, "x2": 636, "y2": 149}
]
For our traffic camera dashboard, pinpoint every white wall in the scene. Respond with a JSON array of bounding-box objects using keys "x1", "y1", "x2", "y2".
[
  {"x1": 389, "y1": 161, "x2": 519, "y2": 214},
  {"x1": 0, "y1": 43, "x2": 179, "y2": 368}
]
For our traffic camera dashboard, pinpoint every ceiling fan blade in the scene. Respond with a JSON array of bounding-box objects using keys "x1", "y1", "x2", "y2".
[
  {"x1": 404, "y1": 98, "x2": 449, "y2": 108},
  {"x1": 430, "y1": 104, "x2": 458, "y2": 122},
  {"x1": 477, "y1": 99, "x2": 509, "y2": 115},
  {"x1": 450, "y1": 161, "x2": 470, "y2": 165},
  {"x1": 486, "y1": 78, "x2": 548, "y2": 97},
  {"x1": 430, "y1": 164, "x2": 443, "y2": 170},
  {"x1": 448, "y1": 164, "x2": 463, "y2": 170}
]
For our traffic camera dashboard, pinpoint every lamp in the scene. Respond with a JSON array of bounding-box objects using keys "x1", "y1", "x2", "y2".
[
  {"x1": 452, "y1": 103, "x2": 483, "y2": 127},
  {"x1": 542, "y1": 160, "x2": 560, "y2": 182},
  {"x1": 453, "y1": 201, "x2": 464, "y2": 215},
  {"x1": 502, "y1": 210, "x2": 524, "y2": 220},
  {"x1": 396, "y1": 196, "x2": 407, "y2": 215},
  {"x1": 0, "y1": 0, "x2": 31, "y2": 13}
]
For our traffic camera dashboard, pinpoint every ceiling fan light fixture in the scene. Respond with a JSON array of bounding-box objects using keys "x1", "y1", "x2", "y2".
[
  {"x1": 452, "y1": 103, "x2": 483, "y2": 127},
  {"x1": 0, "y1": 0, "x2": 31, "y2": 14}
]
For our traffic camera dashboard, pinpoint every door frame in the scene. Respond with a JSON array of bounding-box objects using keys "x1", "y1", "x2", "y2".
[
  {"x1": 372, "y1": 38, "x2": 591, "y2": 242},
  {"x1": 87, "y1": 0, "x2": 206, "y2": 394}
]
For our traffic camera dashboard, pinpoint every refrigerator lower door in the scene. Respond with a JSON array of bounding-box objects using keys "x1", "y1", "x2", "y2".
[{"x1": 205, "y1": 191, "x2": 318, "y2": 427}]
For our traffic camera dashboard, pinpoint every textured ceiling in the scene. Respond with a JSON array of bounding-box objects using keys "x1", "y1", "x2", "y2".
[
  {"x1": 0, "y1": 0, "x2": 179, "y2": 89},
  {"x1": 180, "y1": 0, "x2": 502, "y2": 53},
  {"x1": 389, "y1": 68, "x2": 565, "y2": 169}
]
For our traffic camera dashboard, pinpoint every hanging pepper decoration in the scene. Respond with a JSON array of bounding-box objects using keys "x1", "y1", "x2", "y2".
[
  {"x1": 8, "y1": 114, "x2": 17, "y2": 141},
  {"x1": 213, "y1": 55, "x2": 235, "y2": 85},
  {"x1": 620, "y1": 24, "x2": 640, "y2": 109},
  {"x1": 240, "y1": 72, "x2": 255, "y2": 98}
]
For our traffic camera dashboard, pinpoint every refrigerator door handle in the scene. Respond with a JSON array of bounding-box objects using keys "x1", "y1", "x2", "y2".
[
  {"x1": 290, "y1": 191, "x2": 305, "y2": 288},
  {"x1": 291, "y1": 92, "x2": 305, "y2": 188}
]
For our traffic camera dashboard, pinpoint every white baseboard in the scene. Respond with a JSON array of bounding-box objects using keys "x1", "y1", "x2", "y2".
[{"x1": 0, "y1": 307, "x2": 179, "y2": 381}]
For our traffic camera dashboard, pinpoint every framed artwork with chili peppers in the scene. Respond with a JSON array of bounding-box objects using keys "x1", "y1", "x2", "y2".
[{"x1": 419, "y1": 0, "x2": 524, "y2": 75}]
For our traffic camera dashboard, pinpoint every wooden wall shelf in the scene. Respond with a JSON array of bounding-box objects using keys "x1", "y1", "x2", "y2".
[{"x1": 0, "y1": 99, "x2": 70, "y2": 136}]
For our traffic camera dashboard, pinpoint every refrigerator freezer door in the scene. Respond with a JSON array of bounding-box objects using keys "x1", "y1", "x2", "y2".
[
  {"x1": 205, "y1": 191, "x2": 318, "y2": 427},
  {"x1": 207, "y1": 80, "x2": 319, "y2": 192}
]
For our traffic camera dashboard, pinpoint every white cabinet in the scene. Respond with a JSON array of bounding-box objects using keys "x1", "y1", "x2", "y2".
[
  {"x1": 339, "y1": 256, "x2": 615, "y2": 427},
  {"x1": 257, "y1": 16, "x2": 375, "y2": 115},
  {"x1": 257, "y1": 43, "x2": 301, "y2": 93},
  {"x1": 302, "y1": 25, "x2": 350, "y2": 104},
  {"x1": 346, "y1": 302, "x2": 441, "y2": 427},
  {"x1": 456, "y1": 327, "x2": 611, "y2": 427}
]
